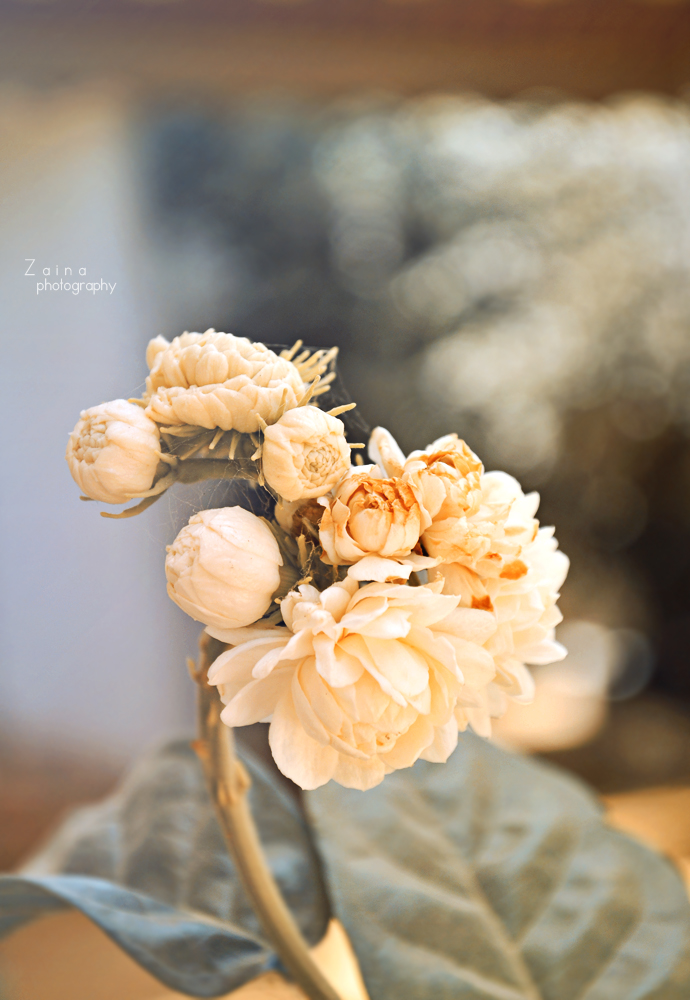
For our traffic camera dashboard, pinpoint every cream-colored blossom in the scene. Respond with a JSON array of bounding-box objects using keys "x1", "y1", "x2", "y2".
[
  {"x1": 66, "y1": 399, "x2": 162, "y2": 504},
  {"x1": 370, "y1": 428, "x2": 536, "y2": 577},
  {"x1": 165, "y1": 507, "x2": 282, "y2": 629},
  {"x1": 431, "y1": 485, "x2": 569, "y2": 716},
  {"x1": 419, "y1": 470, "x2": 539, "y2": 577},
  {"x1": 319, "y1": 467, "x2": 429, "y2": 566},
  {"x1": 403, "y1": 432, "x2": 484, "y2": 520},
  {"x1": 366, "y1": 428, "x2": 569, "y2": 732},
  {"x1": 404, "y1": 434, "x2": 514, "y2": 575},
  {"x1": 144, "y1": 331, "x2": 305, "y2": 433},
  {"x1": 262, "y1": 407, "x2": 351, "y2": 502},
  {"x1": 207, "y1": 578, "x2": 497, "y2": 790}
]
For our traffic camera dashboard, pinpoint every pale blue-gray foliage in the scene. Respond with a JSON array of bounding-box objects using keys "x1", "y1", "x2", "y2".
[
  {"x1": 0, "y1": 739, "x2": 330, "y2": 997},
  {"x1": 305, "y1": 734, "x2": 690, "y2": 1000},
  {"x1": 1, "y1": 735, "x2": 689, "y2": 999}
]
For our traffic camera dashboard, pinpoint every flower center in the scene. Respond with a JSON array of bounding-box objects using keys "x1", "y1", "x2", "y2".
[
  {"x1": 304, "y1": 445, "x2": 335, "y2": 475},
  {"x1": 74, "y1": 417, "x2": 107, "y2": 464}
]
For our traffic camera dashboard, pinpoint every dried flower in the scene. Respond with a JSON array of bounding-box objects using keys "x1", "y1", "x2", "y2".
[
  {"x1": 66, "y1": 399, "x2": 162, "y2": 504},
  {"x1": 371, "y1": 428, "x2": 532, "y2": 578},
  {"x1": 262, "y1": 407, "x2": 351, "y2": 501},
  {"x1": 165, "y1": 507, "x2": 282, "y2": 629},
  {"x1": 366, "y1": 428, "x2": 569, "y2": 732},
  {"x1": 431, "y1": 477, "x2": 569, "y2": 726},
  {"x1": 207, "y1": 577, "x2": 498, "y2": 790},
  {"x1": 144, "y1": 331, "x2": 305, "y2": 434},
  {"x1": 319, "y1": 467, "x2": 429, "y2": 565},
  {"x1": 402, "y1": 433, "x2": 488, "y2": 558}
]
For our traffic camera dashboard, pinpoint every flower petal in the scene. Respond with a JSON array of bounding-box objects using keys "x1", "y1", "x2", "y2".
[
  {"x1": 313, "y1": 633, "x2": 364, "y2": 687},
  {"x1": 439, "y1": 635, "x2": 496, "y2": 688},
  {"x1": 518, "y1": 638, "x2": 567, "y2": 665},
  {"x1": 368, "y1": 426, "x2": 405, "y2": 478},
  {"x1": 221, "y1": 667, "x2": 293, "y2": 726},
  {"x1": 269, "y1": 691, "x2": 339, "y2": 790},
  {"x1": 363, "y1": 636, "x2": 430, "y2": 701},
  {"x1": 347, "y1": 556, "x2": 415, "y2": 583},
  {"x1": 357, "y1": 608, "x2": 412, "y2": 641},
  {"x1": 253, "y1": 643, "x2": 292, "y2": 680},
  {"x1": 338, "y1": 634, "x2": 407, "y2": 708},
  {"x1": 434, "y1": 606, "x2": 497, "y2": 645},
  {"x1": 332, "y1": 753, "x2": 387, "y2": 791},
  {"x1": 206, "y1": 623, "x2": 287, "y2": 644},
  {"x1": 339, "y1": 596, "x2": 389, "y2": 632},
  {"x1": 418, "y1": 717, "x2": 459, "y2": 763},
  {"x1": 208, "y1": 637, "x2": 288, "y2": 689}
]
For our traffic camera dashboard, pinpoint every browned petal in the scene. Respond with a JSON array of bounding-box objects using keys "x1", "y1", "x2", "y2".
[
  {"x1": 426, "y1": 441, "x2": 483, "y2": 479},
  {"x1": 471, "y1": 594, "x2": 495, "y2": 612},
  {"x1": 499, "y1": 558, "x2": 529, "y2": 580}
]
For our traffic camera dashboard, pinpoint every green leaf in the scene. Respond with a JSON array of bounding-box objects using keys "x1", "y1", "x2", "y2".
[
  {"x1": 0, "y1": 739, "x2": 329, "y2": 998},
  {"x1": 306, "y1": 734, "x2": 690, "y2": 1000},
  {"x1": 3, "y1": 731, "x2": 689, "y2": 999}
]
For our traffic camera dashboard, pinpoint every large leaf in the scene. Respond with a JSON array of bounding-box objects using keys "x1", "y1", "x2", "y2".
[
  {"x1": 0, "y1": 739, "x2": 329, "y2": 998},
  {"x1": 3, "y1": 732, "x2": 689, "y2": 1000},
  {"x1": 306, "y1": 733, "x2": 690, "y2": 1000}
]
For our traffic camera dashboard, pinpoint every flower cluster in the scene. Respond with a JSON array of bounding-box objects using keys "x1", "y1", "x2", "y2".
[{"x1": 67, "y1": 331, "x2": 568, "y2": 791}]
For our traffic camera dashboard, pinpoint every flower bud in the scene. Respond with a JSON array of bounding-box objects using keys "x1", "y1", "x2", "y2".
[
  {"x1": 66, "y1": 399, "x2": 162, "y2": 504},
  {"x1": 319, "y1": 469, "x2": 428, "y2": 565},
  {"x1": 165, "y1": 507, "x2": 282, "y2": 629},
  {"x1": 262, "y1": 407, "x2": 351, "y2": 501},
  {"x1": 144, "y1": 331, "x2": 305, "y2": 434}
]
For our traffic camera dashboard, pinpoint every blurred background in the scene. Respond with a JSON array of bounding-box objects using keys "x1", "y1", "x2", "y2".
[{"x1": 2, "y1": 0, "x2": 690, "y2": 874}]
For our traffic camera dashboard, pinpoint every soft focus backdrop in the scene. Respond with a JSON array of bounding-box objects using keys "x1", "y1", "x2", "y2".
[{"x1": 2, "y1": 0, "x2": 690, "y2": 870}]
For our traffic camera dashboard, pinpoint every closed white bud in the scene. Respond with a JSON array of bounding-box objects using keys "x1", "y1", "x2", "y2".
[
  {"x1": 262, "y1": 407, "x2": 351, "y2": 502},
  {"x1": 165, "y1": 507, "x2": 282, "y2": 629},
  {"x1": 66, "y1": 399, "x2": 161, "y2": 504}
]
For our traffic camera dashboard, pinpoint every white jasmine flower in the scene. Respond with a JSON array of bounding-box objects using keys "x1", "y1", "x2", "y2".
[
  {"x1": 431, "y1": 487, "x2": 569, "y2": 708},
  {"x1": 403, "y1": 434, "x2": 510, "y2": 573},
  {"x1": 165, "y1": 507, "x2": 282, "y2": 629},
  {"x1": 319, "y1": 467, "x2": 429, "y2": 565},
  {"x1": 66, "y1": 399, "x2": 162, "y2": 504},
  {"x1": 262, "y1": 407, "x2": 351, "y2": 501},
  {"x1": 368, "y1": 427, "x2": 569, "y2": 727},
  {"x1": 144, "y1": 331, "x2": 305, "y2": 434},
  {"x1": 207, "y1": 578, "x2": 497, "y2": 790},
  {"x1": 370, "y1": 428, "x2": 533, "y2": 578}
]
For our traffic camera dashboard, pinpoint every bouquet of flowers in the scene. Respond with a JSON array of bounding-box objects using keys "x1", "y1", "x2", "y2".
[
  {"x1": 48, "y1": 330, "x2": 689, "y2": 1000},
  {"x1": 66, "y1": 330, "x2": 568, "y2": 794}
]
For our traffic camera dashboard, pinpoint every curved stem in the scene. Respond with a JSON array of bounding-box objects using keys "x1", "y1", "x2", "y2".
[{"x1": 192, "y1": 634, "x2": 343, "y2": 1000}]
